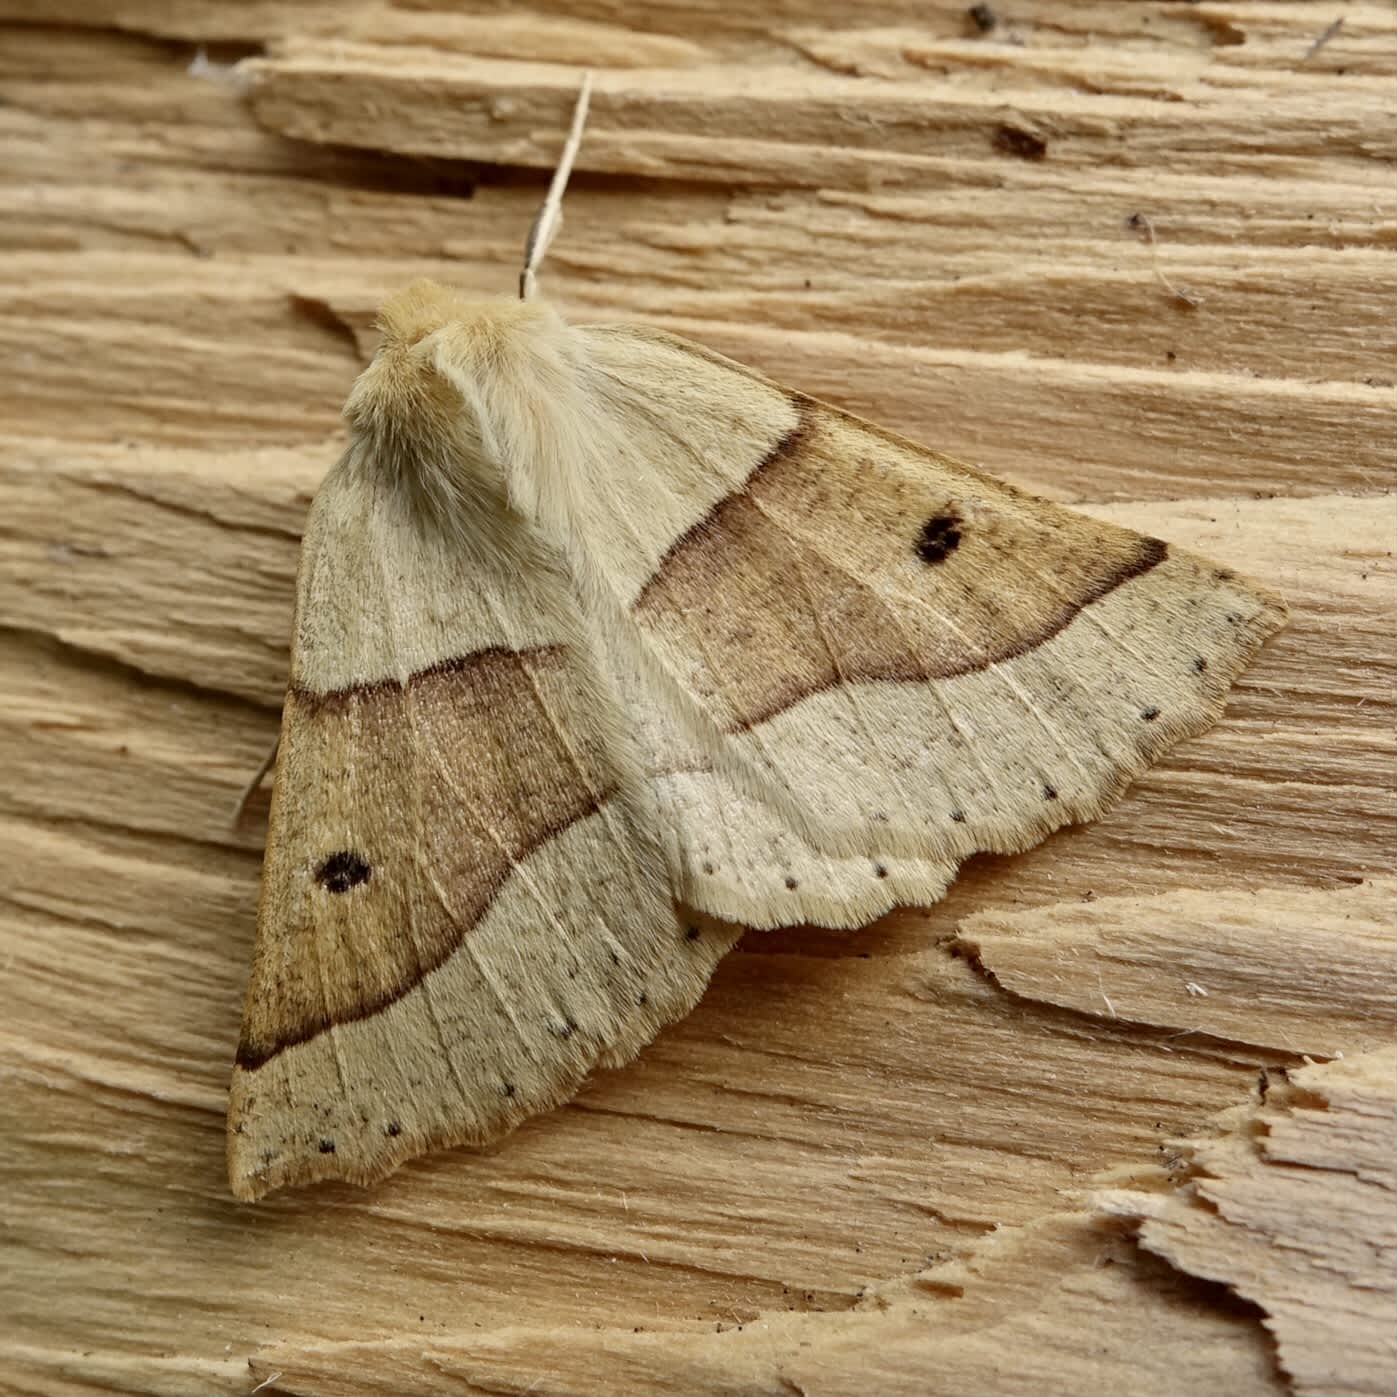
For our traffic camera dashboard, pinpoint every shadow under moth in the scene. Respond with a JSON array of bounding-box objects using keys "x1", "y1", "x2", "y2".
[{"x1": 227, "y1": 82, "x2": 1286, "y2": 1201}]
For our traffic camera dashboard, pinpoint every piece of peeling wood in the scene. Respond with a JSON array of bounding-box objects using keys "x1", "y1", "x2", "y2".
[
  {"x1": 242, "y1": 50, "x2": 1392, "y2": 186},
  {"x1": 1099, "y1": 1048, "x2": 1397, "y2": 1397},
  {"x1": 7, "y1": 142, "x2": 1386, "y2": 405},
  {"x1": 6, "y1": 93, "x2": 1392, "y2": 267},
  {"x1": 248, "y1": 1210, "x2": 1284, "y2": 1397},
  {"x1": 0, "y1": 437, "x2": 313, "y2": 703},
  {"x1": 0, "y1": 1346, "x2": 245, "y2": 1397},
  {"x1": 2, "y1": 0, "x2": 1393, "y2": 77},
  {"x1": 788, "y1": 14, "x2": 1397, "y2": 85},
  {"x1": 957, "y1": 880, "x2": 1396, "y2": 1058}
]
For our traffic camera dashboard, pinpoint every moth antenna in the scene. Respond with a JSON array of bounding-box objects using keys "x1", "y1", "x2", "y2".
[
  {"x1": 233, "y1": 736, "x2": 279, "y2": 825},
  {"x1": 519, "y1": 71, "x2": 593, "y2": 301}
]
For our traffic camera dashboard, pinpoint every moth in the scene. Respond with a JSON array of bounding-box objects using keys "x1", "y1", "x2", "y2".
[{"x1": 227, "y1": 83, "x2": 1286, "y2": 1200}]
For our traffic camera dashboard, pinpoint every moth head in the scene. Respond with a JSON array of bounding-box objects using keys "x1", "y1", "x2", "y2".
[{"x1": 344, "y1": 279, "x2": 588, "y2": 528}]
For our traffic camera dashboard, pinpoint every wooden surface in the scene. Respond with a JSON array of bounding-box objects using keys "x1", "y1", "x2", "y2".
[{"x1": 1, "y1": 4, "x2": 1393, "y2": 1395}]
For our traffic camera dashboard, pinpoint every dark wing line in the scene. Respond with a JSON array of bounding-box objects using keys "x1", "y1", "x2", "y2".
[
  {"x1": 289, "y1": 643, "x2": 565, "y2": 710},
  {"x1": 730, "y1": 535, "x2": 1168, "y2": 731},
  {"x1": 631, "y1": 404, "x2": 813, "y2": 612}
]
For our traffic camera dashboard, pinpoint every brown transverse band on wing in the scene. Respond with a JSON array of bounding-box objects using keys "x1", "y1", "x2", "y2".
[
  {"x1": 237, "y1": 644, "x2": 616, "y2": 1069},
  {"x1": 634, "y1": 403, "x2": 1169, "y2": 729}
]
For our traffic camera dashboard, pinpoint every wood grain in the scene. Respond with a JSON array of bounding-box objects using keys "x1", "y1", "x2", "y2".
[
  {"x1": 1100, "y1": 1048, "x2": 1397, "y2": 1397},
  {"x1": 957, "y1": 881, "x2": 1396, "y2": 1058},
  {"x1": 0, "y1": 4, "x2": 1392, "y2": 1395}
]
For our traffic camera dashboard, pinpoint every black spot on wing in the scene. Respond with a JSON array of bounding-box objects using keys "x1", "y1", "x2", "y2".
[
  {"x1": 915, "y1": 512, "x2": 963, "y2": 564},
  {"x1": 314, "y1": 850, "x2": 372, "y2": 893}
]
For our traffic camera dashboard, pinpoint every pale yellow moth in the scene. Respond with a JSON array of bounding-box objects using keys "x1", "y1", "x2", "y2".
[{"x1": 228, "y1": 79, "x2": 1285, "y2": 1200}]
